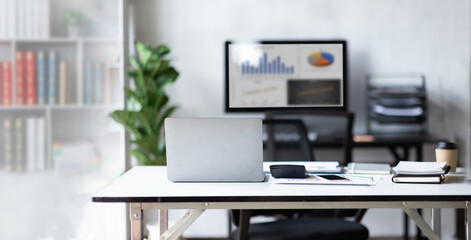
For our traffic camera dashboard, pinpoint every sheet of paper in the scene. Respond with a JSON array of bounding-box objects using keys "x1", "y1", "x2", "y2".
[
  {"x1": 393, "y1": 161, "x2": 446, "y2": 175},
  {"x1": 269, "y1": 175, "x2": 382, "y2": 186}
]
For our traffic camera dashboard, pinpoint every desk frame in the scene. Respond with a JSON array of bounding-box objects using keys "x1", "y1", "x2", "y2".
[{"x1": 128, "y1": 200, "x2": 470, "y2": 240}]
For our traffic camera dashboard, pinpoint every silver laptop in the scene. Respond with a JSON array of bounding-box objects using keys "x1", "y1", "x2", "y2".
[{"x1": 165, "y1": 118, "x2": 265, "y2": 182}]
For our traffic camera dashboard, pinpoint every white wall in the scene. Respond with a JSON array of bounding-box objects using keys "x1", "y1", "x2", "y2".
[
  {"x1": 133, "y1": 0, "x2": 470, "y2": 238},
  {"x1": 134, "y1": 0, "x2": 471, "y2": 165}
]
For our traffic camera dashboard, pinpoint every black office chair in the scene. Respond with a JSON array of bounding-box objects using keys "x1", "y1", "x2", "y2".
[{"x1": 230, "y1": 114, "x2": 369, "y2": 240}]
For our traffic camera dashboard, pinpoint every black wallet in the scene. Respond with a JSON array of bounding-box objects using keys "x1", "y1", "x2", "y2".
[{"x1": 270, "y1": 164, "x2": 307, "y2": 178}]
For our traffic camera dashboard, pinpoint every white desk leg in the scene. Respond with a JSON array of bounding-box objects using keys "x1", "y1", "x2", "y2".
[
  {"x1": 403, "y1": 208, "x2": 440, "y2": 240},
  {"x1": 160, "y1": 209, "x2": 168, "y2": 235},
  {"x1": 467, "y1": 201, "x2": 470, "y2": 240},
  {"x1": 130, "y1": 203, "x2": 142, "y2": 240},
  {"x1": 431, "y1": 208, "x2": 441, "y2": 237},
  {"x1": 161, "y1": 209, "x2": 205, "y2": 240}
]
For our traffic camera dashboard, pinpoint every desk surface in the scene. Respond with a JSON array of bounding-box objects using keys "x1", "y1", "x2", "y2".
[{"x1": 93, "y1": 166, "x2": 471, "y2": 203}]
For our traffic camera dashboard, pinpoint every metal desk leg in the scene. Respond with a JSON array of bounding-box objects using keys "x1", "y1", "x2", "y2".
[
  {"x1": 161, "y1": 209, "x2": 205, "y2": 240},
  {"x1": 403, "y1": 213, "x2": 409, "y2": 240},
  {"x1": 160, "y1": 209, "x2": 168, "y2": 236},
  {"x1": 403, "y1": 208, "x2": 440, "y2": 240},
  {"x1": 431, "y1": 208, "x2": 441, "y2": 237},
  {"x1": 467, "y1": 201, "x2": 470, "y2": 240},
  {"x1": 130, "y1": 203, "x2": 143, "y2": 240}
]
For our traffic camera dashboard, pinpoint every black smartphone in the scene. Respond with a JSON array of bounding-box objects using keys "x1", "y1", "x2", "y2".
[{"x1": 316, "y1": 175, "x2": 349, "y2": 181}]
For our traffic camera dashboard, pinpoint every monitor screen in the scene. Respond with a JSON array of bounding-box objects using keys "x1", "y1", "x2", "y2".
[{"x1": 225, "y1": 40, "x2": 347, "y2": 112}]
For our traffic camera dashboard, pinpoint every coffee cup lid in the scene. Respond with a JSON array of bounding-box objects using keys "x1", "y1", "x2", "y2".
[{"x1": 436, "y1": 141, "x2": 458, "y2": 149}]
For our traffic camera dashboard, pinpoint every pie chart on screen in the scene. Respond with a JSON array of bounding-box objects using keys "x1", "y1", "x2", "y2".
[{"x1": 308, "y1": 52, "x2": 334, "y2": 67}]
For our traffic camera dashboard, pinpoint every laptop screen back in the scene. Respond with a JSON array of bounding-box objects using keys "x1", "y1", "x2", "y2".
[{"x1": 165, "y1": 118, "x2": 265, "y2": 182}]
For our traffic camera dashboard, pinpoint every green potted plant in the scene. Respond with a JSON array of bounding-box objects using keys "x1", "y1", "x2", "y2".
[
  {"x1": 110, "y1": 41, "x2": 179, "y2": 165},
  {"x1": 63, "y1": 9, "x2": 85, "y2": 37}
]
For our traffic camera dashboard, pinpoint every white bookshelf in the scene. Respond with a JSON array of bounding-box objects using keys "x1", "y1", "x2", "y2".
[{"x1": 0, "y1": 0, "x2": 127, "y2": 239}]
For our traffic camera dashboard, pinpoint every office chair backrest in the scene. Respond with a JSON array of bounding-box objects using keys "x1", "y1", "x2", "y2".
[
  {"x1": 264, "y1": 111, "x2": 355, "y2": 165},
  {"x1": 263, "y1": 119, "x2": 313, "y2": 162}
]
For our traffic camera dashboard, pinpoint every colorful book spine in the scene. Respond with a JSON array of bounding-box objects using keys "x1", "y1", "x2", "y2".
[
  {"x1": 15, "y1": 118, "x2": 24, "y2": 171},
  {"x1": 4, "y1": 118, "x2": 12, "y2": 171},
  {"x1": 48, "y1": 51, "x2": 56, "y2": 104},
  {"x1": 84, "y1": 61, "x2": 92, "y2": 104},
  {"x1": 25, "y1": 51, "x2": 37, "y2": 105},
  {"x1": 59, "y1": 61, "x2": 67, "y2": 105},
  {"x1": 26, "y1": 117, "x2": 36, "y2": 171},
  {"x1": 2, "y1": 61, "x2": 12, "y2": 106},
  {"x1": 37, "y1": 51, "x2": 46, "y2": 105},
  {"x1": 16, "y1": 51, "x2": 25, "y2": 105}
]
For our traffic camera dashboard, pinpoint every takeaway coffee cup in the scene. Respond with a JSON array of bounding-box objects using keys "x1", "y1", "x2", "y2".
[{"x1": 435, "y1": 141, "x2": 458, "y2": 173}]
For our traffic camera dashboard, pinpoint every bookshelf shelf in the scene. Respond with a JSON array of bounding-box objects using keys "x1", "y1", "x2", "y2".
[
  {"x1": 14, "y1": 38, "x2": 122, "y2": 44},
  {"x1": 16, "y1": 38, "x2": 78, "y2": 43},
  {"x1": 0, "y1": 0, "x2": 127, "y2": 238}
]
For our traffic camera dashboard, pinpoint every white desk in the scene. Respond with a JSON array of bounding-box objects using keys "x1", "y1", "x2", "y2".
[{"x1": 93, "y1": 166, "x2": 471, "y2": 240}]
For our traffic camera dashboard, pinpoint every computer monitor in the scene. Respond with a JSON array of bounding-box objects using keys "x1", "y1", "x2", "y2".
[{"x1": 225, "y1": 40, "x2": 347, "y2": 112}]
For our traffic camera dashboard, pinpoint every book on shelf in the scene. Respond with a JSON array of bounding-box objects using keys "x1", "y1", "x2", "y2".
[
  {"x1": 25, "y1": 0, "x2": 32, "y2": 38},
  {"x1": 104, "y1": 62, "x2": 111, "y2": 104},
  {"x1": 95, "y1": 62, "x2": 103, "y2": 104},
  {"x1": 16, "y1": 0, "x2": 25, "y2": 38},
  {"x1": 48, "y1": 51, "x2": 56, "y2": 104},
  {"x1": 59, "y1": 61, "x2": 67, "y2": 105},
  {"x1": 37, "y1": 51, "x2": 46, "y2": 105},
  {"x1": 36, "y1": 117, "x2": 46, "y2": 170},
  {"x1": 25, "y1": 51, "x2": 37, "y2": 105},
  {"x1": 26, "y1": 117, "x2": 46, "y2": 171},
  {"x1": 26, "y1": 118, "x2": 36, "y2": 171},
  {"x1": 0, "y1": 61, "x2": 2, "y2": 105},
  {"x1": 41, "y1": 0, "x2": 50, "y2": 38},
  {"x1": 0, "y1": 0, "x2": 14, "y2": 38},
  {"x1": 15, "y1": 118, "x2": 24, "y2": 171},
  {"x1": 16, "y1": 51, "x2": 26, "y2": 105},
  {"x1": 16, "y1": 0, "x2": 49, "y2": 38},
  {"x1": 2, "y1": 61, "x2": 12, "y2": 106},
  {"x1": 4, "y1": 118, "x2": 12, "y2": 171},
  {"x1": 84, "y1": 61, "x2": 92, "y2": 104},
  {"x1": 345, "y1": 162, "x2": 391, "y2": 175},
  {"x1": 0, "y1": 0, "x2": 5, "y2": 38},
  {"x1": 84, "y1": 61, "x2": 115, "y2": 105}
]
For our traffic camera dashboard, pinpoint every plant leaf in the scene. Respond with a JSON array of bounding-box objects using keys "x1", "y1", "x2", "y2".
[
  {"x1": 129, "y1": 56, "x2": 140, "y2": 71},
  {"x1": 109, "y1": 110, "x2": 142, "y2": 138},
  {"x1": 131, "y1": 111, "x2": 153, "y2": 136},
  {"x1": 125, "y1": 88, "x2": 143, "y2": 104},
  {"x1": 130, "y1": 149, "x2": 153, "y2": 165},
  {"x1": 156, "y1": 67, "x2": 179, "y2": 88},
  {"x1": 155, "y1": 105, "x2": 178, "y2": 135},
  {"x1": 135, "y1": 41, "x2": 153, "y2": 66},
  {"x1": 155, "y1": 45, "x2": 170, "y2": 57},
  {"x1": 132, "y1": 136, "x2": 159, "y2": 156}
]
